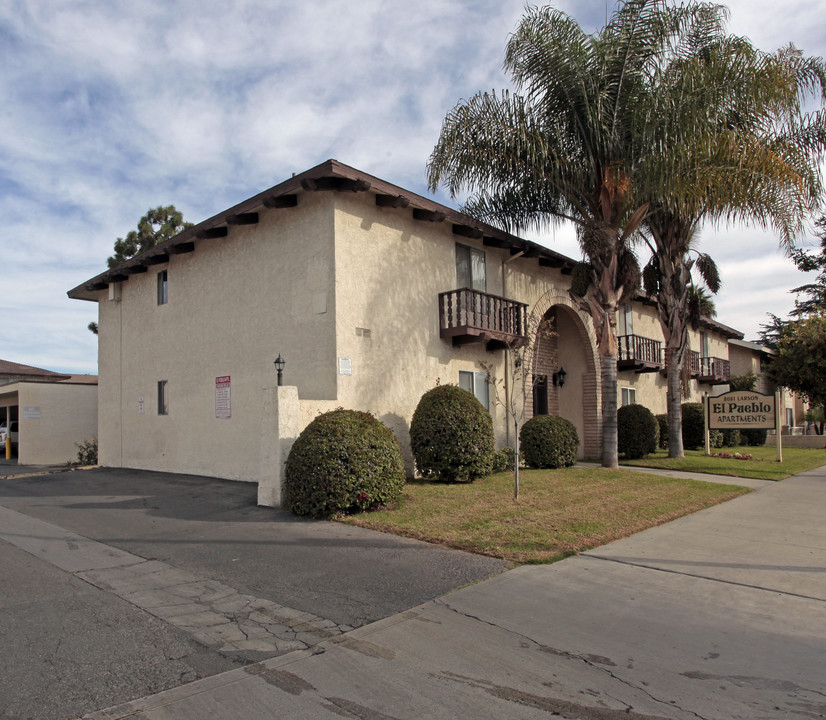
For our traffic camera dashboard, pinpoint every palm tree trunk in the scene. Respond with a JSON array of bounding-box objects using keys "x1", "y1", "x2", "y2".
[
  {"x1": 601, "y1": 352, "x2": 619, "y2": 468},
  {"x1": 665, "y1": 347, "x2": 684, "y2": 458}
]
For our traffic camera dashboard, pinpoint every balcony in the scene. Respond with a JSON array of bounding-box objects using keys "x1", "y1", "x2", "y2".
[
  {"x1": 617, "y1": 334, "x2": 662, "y2": 373},
  {"x1": 699, "y1": 356, "x2": 730, "y2": 384},
  {"x1": 439, "y1": 288, "x2": 528, "y2": 350},
  {"x1": 687, "y1": 350, "x2": 700, "y2": 377}
]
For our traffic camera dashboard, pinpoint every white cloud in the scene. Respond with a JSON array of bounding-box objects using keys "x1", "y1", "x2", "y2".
[{"x1": 0, "y1": 0, "x2": 823, "y2": 372}]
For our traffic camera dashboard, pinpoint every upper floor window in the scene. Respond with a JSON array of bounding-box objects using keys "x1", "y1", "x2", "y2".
[
  {"x1": 456, "y1": 243, "x2": 486, "y2": 292},
  {"x1": 157, "y1": 270, "x2": 168, "y2": 305}
]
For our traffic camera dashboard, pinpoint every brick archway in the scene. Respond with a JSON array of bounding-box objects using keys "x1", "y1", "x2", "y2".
[{"x1": 527, "y1": 290, "x2": 601, "y2": 460}]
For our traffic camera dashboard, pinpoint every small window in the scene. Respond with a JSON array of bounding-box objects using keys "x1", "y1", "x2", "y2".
[
  {"x1": 700, "y1": 331, "x2": 709, "y2": 357},
  {"x1": 786, "y1": 408, "x2": 794, "y2": 427},
  {"x1": 621, "y1": 387, "x2": 636, "y2": 407},
  {"x1": 455, "y1": 243, "x2": 486, "y2": 291},
  {"x1": 157, "y1": 270, "x2": 168, "y2": 305},
  {"x1": 459, "y1": 370, "x2": 489, "y2": 410},
  {"x1": 157, "y1": 380, "x2": 169, "y2": 415}
]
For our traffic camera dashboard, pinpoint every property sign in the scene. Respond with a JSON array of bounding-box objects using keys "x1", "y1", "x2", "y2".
[
  {"x1": 215, "y1": 376, "x2": 231, "y2": 419},
  {"x1": 708, "y1": 390, "x2": 776, "y2": 429}
]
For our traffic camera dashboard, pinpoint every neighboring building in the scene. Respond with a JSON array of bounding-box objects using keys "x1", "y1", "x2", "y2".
[
  {"x1": 0, "y1": 360, "x2": 98, "y2": 465},
  {"x1": 68, "y1": 159, "x2": 746, "y2": 494}
]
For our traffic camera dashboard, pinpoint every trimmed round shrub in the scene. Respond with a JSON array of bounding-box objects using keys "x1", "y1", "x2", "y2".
[
  {"x1": 492, "y1": 447, "x2": 516, "y2": 473},
  {"x1": 410, "y1": 385, "x2": 494, "y2": 482},
  {"x1": 721, "y1": 429, "x2": 742, "y2": 447},
  {"x1": 618, "y1": 404, "x2": 658, "y2": 459},
  {"x1": 655, "y1": 413, "x2": 669, "y2": 450},
  {"x1": 681, "y1": 402, "x2": 706, "y2": 450},
  {"x1": 710, "y1": 428, "x2": 724, "y2": 448},
  {"x1": 742, "y1": 428, "x2": 768, "y2": 446},
  {"x1": 284, "y1": 409, "x2": 405, "y2": 518},
  {"x1": 519, "y1": 415, "x2": 579, "y2": 468}
]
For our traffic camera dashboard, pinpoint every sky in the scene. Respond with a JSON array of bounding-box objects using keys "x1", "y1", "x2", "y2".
[{"x1": 1, "y1": 0, "x2": 824, "y2": 375}]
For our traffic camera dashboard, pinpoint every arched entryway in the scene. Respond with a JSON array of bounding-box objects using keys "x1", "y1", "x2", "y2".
[{"x1": 528, "y1": 292, "x2": 601, "y2": 460}]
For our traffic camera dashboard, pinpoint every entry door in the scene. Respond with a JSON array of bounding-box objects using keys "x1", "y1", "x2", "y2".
[{"x1": 533, "y1": 375, "x2": 549, "y2": 416}]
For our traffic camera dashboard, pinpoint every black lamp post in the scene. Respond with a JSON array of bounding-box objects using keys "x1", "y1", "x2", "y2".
[
  {"x1": 274, "y1": 354, "x2": 285, "y2": 386},
  {"x1": 553, "y1": 367, "x2": 567, "y2": 387}
]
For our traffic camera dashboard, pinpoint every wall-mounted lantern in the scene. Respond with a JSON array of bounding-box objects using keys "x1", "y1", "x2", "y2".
[
  {"x1": 552, "y1": 367, "x2": 567, "y2": 387},
  {"x1": 274, "y1": 354, "x2": 286, "y2": 386}
]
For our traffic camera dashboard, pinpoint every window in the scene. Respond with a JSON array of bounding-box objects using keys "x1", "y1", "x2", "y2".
[
  {"x1": 618, "y1": 304, "x2": 634, "y2": 336},
  {"x1": 157, "y1": 270, "x2": 168, "y2": 305},
  {"x1": 455, "y1": 243, "x2": 486, "y2": 291},
  {"x1": 700, "y1": 331, "x2": 709, "y2": 357},
  {"x1": 621, "y1": 387, "x2": 636, "y2": 406},
  {"x1": 157, "y1": 380, "x2": 169, "y2": 415},
  {"x1": 786, "y1": 408, "x2": 794, "y2": 427},
  {"x1": 459, "y1": 370, "x2": 489, "y2": 409}
]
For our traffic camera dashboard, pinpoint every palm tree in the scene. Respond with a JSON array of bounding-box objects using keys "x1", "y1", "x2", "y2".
[
  {"x1": 428, "y1": 1, "x2": 717, "y2": 468},
  {"x1": 637, "y1": 24, "x2": 826, "y2": 457}
]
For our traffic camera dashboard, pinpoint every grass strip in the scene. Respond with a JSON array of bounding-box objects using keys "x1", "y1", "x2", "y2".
[
  {"x1": 621, "y1": 446, "x2": 826, "y2": 480},
  {"x1": 342, "y1": 467, "x2": 748, "y2": 565}
]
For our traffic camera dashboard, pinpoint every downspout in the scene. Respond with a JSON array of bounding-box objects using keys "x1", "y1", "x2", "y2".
[{"x1": 502, "y1": 250, "x2": 525, "y2": 447}]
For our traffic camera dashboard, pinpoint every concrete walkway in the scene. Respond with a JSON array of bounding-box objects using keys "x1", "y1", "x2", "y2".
[{"x1": 72, "y1": 465, "x2": 826, "y2": 720}]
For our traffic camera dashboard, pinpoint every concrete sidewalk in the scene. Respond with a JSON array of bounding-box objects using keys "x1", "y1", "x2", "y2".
[{"x1": 79, "y1": 465, "x2": 826, "y2": 720}]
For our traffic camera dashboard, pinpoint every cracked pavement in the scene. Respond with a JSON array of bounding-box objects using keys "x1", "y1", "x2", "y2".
[{"x1": 76, "y1": 464, "x2": 826, "y2": 720}]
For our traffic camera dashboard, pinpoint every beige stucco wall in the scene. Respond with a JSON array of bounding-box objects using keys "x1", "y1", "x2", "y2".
[
  {"x1": 89, "y1": 183, "x2": 747, "y2": 482},
  {"x1": 11, "y1": 382, "x2": 98, "y2": 465},
  {"x1": 96, "y1": 191, "x2": 337, "y2": 481}
]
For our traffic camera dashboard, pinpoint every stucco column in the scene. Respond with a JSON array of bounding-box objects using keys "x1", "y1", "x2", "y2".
[{"x1": 257, "y1": 385, "x2": 300, "y2": 508}]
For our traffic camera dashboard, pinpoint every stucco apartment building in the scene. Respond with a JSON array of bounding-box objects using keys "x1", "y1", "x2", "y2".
[{"x1": 69, "y1": 159, "x2": 747, "y2": 492}]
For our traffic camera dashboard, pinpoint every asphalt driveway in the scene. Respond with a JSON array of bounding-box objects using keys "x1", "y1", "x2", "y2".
[
  {"x1": 0, "y1": 467, "x2": 508, "y2": 720},
  {"x1": 0, "y1": 467, "x2": 508, "y2": 627}
]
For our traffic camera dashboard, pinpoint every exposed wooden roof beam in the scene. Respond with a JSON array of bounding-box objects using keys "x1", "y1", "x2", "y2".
[
  {"x1": 452, "y1": 224, "x2": 484, "y2": 240},
  {"x1": 197, "y1": 227, "x2": 228, "y2": 240},
  {"x1": 143, "y1": 254, "x2": 169, "y2": 266},
  {"x1": 483, "y1": 237, "x2": 511, "y2": 249},
  {"x1": 413, "y1": 209, "x2": 446, "y2": 223},
  {"x1": 561, "y1": 266, "x2": 573, "y2": 275},
  {"x1": 539, "y1": 257, "x2": 565, "y2": 268},
  {"x1": 123, "y1": 265, "x2": 148, "y2": 275},
  {"x1": 88, "y1": 282, "x2": 108, "y2": 291},
  {"x1": 109, "y1": 274, "x2": 128, "y2": 283},
  {"x1": 226, "y1": 212, "x2": 259, "y2": 225},
  {"x1": 376, "y1": 194, "x2": 410, "y2": 209},
  {"x1": 301, "y1": 177, "x2": 371, "y2": 193},
  {"x1": 262, "y1": 194, "x2": 298, "y2": 209},
  {"x1": 169, "y1": 242, "x2": 195, "y2": 255}
]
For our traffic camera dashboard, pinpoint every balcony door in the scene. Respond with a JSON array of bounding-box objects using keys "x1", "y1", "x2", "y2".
[{"x1": 456, "y1": 243, "x2": 486, "y2": 291}]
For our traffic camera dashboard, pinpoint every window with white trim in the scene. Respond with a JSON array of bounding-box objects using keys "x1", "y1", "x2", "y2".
[
  {"x1": 621, "y1": 387, "x2": 636, "y2": 407},
  {"x1": 459, "y1": 370, "x2": 489, "y2": 410},
  {"x1": 619, "y1": 304, "x2": 634, "y2": 335}
]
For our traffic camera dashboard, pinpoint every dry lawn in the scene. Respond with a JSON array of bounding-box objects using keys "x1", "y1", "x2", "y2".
[{"x1": 343, "y1": 467, "x2": 749, "y2": 564}]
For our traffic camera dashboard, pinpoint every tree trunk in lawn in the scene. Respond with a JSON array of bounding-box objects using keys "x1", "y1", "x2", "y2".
[
  {"x1": 601, "y1": 352, "x2": 619, "y2": 468},
  {"x1": 665, "y1": 347, "x2": 685, "y2": 458}
]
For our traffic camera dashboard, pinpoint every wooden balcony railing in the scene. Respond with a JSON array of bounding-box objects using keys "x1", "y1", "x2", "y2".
[
  {"x1": 617, "y1": 334, "x2": 662, "y2": 373},
  {"x1": 439, "y1": 288, "x2": 528, "y2": 350},
  {"x1": 699, "y1": 356, "x2": 730, "y2": 383},
  {"x1": 687, "y1": 350, "x2": 700, "y2": 377}
]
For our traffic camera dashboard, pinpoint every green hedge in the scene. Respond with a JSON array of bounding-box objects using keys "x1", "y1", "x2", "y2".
[
  {"x1": 618, "y1": 404, "x2": 658, "y2": 459},
  {"x1": 410, "y1": 385, "x2": 494, "y2": 482},
  {"x1": 519, "y1": 415, "x2": 579, "y2": 468},
  {"x1": 284, "y1": 409, "x2": 405, "y2": 518}
]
